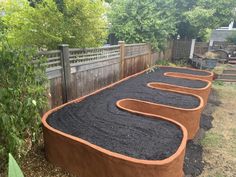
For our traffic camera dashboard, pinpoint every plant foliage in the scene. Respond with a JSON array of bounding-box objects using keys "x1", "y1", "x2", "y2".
[
  {"x1": 109, "y1": 0, "x2": 236, "y2": 44},
  {"x1": 175, "y1": 0, "x2": 236, "y2": 40},
  {"x1": 1, "y1": 0, "x2": 108, "y2": 50},
  {"x1": 109, "y1": 0, "x2": 177, "y2": 50},
  {"x1": 0, "y1": 41, "x2": 48, "y2": 170},
  {"x1": 8, "y1": 153, "x2": 24, "y2": 177},
  {"x1": 227, "y1": 32, "x2": 236, "y2": 45}
]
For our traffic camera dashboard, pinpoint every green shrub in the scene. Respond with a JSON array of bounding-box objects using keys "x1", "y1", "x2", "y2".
[
  {"x1": 1, "y1": 0, "x2": 107, "y2": 50},
  {"x1": 0, "y1": 42, "x2": 48, "y2": 170},
  {"x1": 156, "y1": 59, "x2": 172, "y2": 66},
  {"x1": 109, "y1": 0, "x2": 177, "y2": 50}
]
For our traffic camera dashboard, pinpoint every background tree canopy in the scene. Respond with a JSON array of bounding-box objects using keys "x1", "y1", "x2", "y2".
[
  {"x1": 109, "y1": 0, "x2": 236, "y2": 49},
  {"x1": 109, "y1": 0, "x2": 177, "y2": 50},
  {"x1": 1, "y1": 0, "x2": 108, "y2": 50},
  {"x1": 179, "y1": 0, "x2": 236, "y2": 40}
]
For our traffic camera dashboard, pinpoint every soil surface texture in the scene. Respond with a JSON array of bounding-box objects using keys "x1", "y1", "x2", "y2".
[
  {"x1": 47, "y1": 67, "x2": 203, "y2": 160},
  {"x1": 156, "y1": 67, "x2": 208, "y2": 88},
  {"x1": 162, "y1": 66, "x2": 211, "y2": 76},
  {"x1": 184, "y1": 90, "x2": 217, "y2": 177}
]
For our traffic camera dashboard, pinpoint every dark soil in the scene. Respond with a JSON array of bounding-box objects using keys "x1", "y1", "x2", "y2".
[
  {"x1": 47, "y1": 67, "x2": 205, "y2": 161},
  {"x1": 156, "y1": 67, "x2": 209, "y2": 88},
  {"x1": 184, "y1": 89, "x2": 218, "y2": 177},
  {"x1": 161, "y1": 66, "x2": 211, "y2": 76},
  {"x1": 150, "y1": 68, "x2": 208, "y2": 88},
  {"x1": 184, "y1": 141, "x2": 204, "y2": 176},
  {"x1": 48, "y1": 102, "x2": 183, "y2": 160},
  {"x1": 183, "y1": 115, "x2": 211, "y2": 177},
  {"x1": 200, "y1": 114, "x2": 213, "y2": 131}
]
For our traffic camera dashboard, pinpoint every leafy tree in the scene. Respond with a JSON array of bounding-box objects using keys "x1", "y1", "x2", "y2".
[
  {"x1": 1, "y1": 0, "x2": 63, "y2": 50},
  {"x1": 175, "y1": 0, "x2": 236, "y2": 40},
  {"x1": 109, "y1": 0, "x2": 235, "y2": 48},
  {"x1": 1, "y1": 0, "x2": 107, "y2": 50},
  {"x1": 109, "y1": 0, "x2": 177, "y2": 50}
]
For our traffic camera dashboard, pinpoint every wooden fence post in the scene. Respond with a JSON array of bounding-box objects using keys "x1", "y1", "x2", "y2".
[
  {"x1": 58, "y1": 44, "x2": 71, "y2": 103},
  {"x1": 148, "y1": 43, "x2": 152, "y2": 67},
  {"x1": 119, "y1": 41, "x2": 125, "y2": 79},
  {"x1": 169, "y1": 40, "x2": 174, "y2": 60}
]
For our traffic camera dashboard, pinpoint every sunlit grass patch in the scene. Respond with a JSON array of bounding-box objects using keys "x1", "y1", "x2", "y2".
[{"x1": 201, "y1": 132, "x2": 223, "y2": 148}]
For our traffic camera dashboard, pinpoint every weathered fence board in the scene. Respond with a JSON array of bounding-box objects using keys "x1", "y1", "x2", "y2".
[
  {"x1": 42, "y1": 41, "x2": 176, "y2": 108},
  {"x1": 172, "y1": 40, "x2": 192, "y2": 60}
]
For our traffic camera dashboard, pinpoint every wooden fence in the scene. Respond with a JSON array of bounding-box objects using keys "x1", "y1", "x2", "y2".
[
  {"x1": 194, "y1": 42, "x2": 209, "y2": 55},
  {"x1": 40, "y1": 42, "x2": 174, "y2": 108},
  {"x1": 172, "y1": 40, "x2": 192, "y2": 60}
]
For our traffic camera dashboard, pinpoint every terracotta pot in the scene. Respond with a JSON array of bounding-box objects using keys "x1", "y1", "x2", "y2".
[
  {"x1": 147, "y1": 78, "x2": 211, "y2": 107},
  {"x1": 43, "y1": 108, "x2": 187, "y2": 177},
  {"x1": 161, "y1": 66, "x2": 214, "y2": 82},
  {"x1": 117, "y1": 90, "x2": 204, "y2": 140}
]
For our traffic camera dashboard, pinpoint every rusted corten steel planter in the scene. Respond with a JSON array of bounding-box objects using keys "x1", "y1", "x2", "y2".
[
  {"x1": 43, "y1": 110, "x2": 187, "y2": 177},
  {"x1": 117, "y1": 89, "x2": 204, "y2": 140},
  {"x1": 147, "y1": 77, "x2": 211, "y2": 107},
  {"x1": 42, "y1": 66, "x2": 207, "y2": 177},
  {"x1": 161, "y1": 66, "x2": 214, "y2": 82}
]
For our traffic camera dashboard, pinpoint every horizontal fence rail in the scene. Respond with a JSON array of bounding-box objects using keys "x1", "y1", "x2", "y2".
[
  {"x1": 125, "y1": 43, "x2": 149, "y2": 58},
  {"x1": 69, "y1": 45, "x2": 120, "y2": 66},
  {"x1": 38, "y1": 50, "x2": 62, "y2": 69}
]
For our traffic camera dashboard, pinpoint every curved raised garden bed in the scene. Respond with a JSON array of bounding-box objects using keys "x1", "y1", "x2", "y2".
[
  {"x1": 147, "y1": 77, "x2": 211, "y2": 107},
  {"x1": 117, "y1": 90, "x2": 203, "y2": 140},
  {"x1": 161, "y1": 66, "x2": 214, "y2": 82},
  {"x1": 42, "y1": 66, "x2": 205, "y2": 176},
  {"x1": 43, "y1": 109, "x2": 187, "y2": 177}
]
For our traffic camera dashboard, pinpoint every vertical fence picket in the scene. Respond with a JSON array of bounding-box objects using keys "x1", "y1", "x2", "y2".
[{"x1": 119, "y1": 41, "x2": 125, "y2": 79}]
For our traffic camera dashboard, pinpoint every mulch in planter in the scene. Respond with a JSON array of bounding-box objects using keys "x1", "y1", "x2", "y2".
[
  {"x1": 47, "y1": 67, "x2": 203, "y2": 161},
  {"x1": 47, "y1": 103, "x2": 183, "y2": 160},
  {"x1": 156, "y1": 67, "x2": 208, "y2": 88},
  {"x1": 161, "y1": 66, "x2": 211, "y2": 76}
]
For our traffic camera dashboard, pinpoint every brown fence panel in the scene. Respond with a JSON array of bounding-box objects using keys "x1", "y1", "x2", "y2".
[
  {"x1": 123, "y1": 43, "x2": 150, "y2": 77},
  {"x1": 194, "y1": 42, "x2": 209, "y2": 55},
  {"x1": 42, "y1": 42, "x2": 175, "y2": 108},
  {"x1": 68, "y1": 46, "x2": 121, "y2": 100},
  {"x1": 172, "y1": 40, "x2": 192, "y2": 60},
  {"x1": 39, "y1": 50, "x2": 64, "y2": 108}
]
